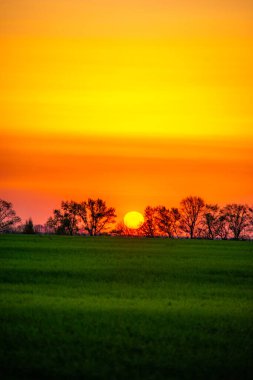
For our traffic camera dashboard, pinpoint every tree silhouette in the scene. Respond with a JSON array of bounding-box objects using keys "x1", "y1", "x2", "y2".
[
  {"x1": 202, "y1": 204, "x2": 223, "y2": 239},
  {"x1": 46, "y1": 201, "x2": 79, "y2": 235},
  {"x1": 156, "y1": 206, "x2": 181, "y2": 238},
  {"x1": 222, "y1": 204, "x2": 251, "y2": 240},
  {"x1": 180, "y1": 196, "x2": 205, "y2": 238},
  {"x1": 0, "y1": 199, "x2": 21, "y2": 232},
  {"x1": 61, "y1": 201, "x2": 80, "y2": 235},
  {"x1": 77, "y1": 198, "x2": 116, "y2": 236},
  {"x1": 3, "y1": 194, "x2": 252, "y2": 239},
  {"x1": 23, "y1": 218, "x2": 35, "y2": 234},
  {"x1": 140, "y1": 206, "x2": 158, "y2": 237}
]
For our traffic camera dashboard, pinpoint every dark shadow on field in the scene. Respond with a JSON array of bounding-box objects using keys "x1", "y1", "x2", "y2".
[
  {"x1": 0, "y1": 266, "x2": 251, "y2": 287},
  {"x1": 1, "y1": 304, "x2": 252, "y2": 380}
]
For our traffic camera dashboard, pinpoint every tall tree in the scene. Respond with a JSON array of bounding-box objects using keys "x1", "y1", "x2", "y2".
[
  {"x1": 202, "y1": 204, "x2": 223, "y2": 240},
  {"x1": 140, "y1": 206, "x2": 158, "y2": 237},
  {"x1": 61, "y1": 201, "x2": 80, "y2": 235},
  {"x1": 77, "y1": 198, "x2": 116, "y2": 236},
  {"x1": 23, "y1": 218, "x2": 35, "y2": 234},
  {"x1": 222, "y1": 204, "x2": 251, "y2": 240},
  {"x1": 156, "y1": 206, "x2": 181, "y2": 238},
  {"x1": 0, "y1": 199, "x2": 21, "y2": 232},
  {"x1": 216, "y1": 213, "x2": 230, "y2": 240},
  {"x1": 180, "y1": 196, "x2": 205, "y2": 238},
  {"x1": 46, "y1": 201, "x2": 79, "y2": 235}
]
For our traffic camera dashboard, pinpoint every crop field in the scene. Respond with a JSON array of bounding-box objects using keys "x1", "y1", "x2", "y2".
[{"x1": 0, "y1": 235, "x2": 252, "y2": 379}]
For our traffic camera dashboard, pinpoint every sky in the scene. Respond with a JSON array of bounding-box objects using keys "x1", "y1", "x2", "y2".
[{"x1": 0, "y1": 0, "x2": 253, "y2": 224}]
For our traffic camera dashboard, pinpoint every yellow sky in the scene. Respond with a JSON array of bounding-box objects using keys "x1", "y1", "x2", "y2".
[
  {"x1": 0, "y1": 0, "x2": 253, "y2": 223},
  {"x1": 1, "y1": 0, "x2": 253, "y2": 138}
]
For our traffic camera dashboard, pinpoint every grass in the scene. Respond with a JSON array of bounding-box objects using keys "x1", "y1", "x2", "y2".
[{"x1": 0, "y1": 235, "x2": 252, "y2": 379}]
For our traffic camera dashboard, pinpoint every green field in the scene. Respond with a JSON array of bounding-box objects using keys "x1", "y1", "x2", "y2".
[{"x1": 0, "y1": 235, "x2": 252, "y2": 379}]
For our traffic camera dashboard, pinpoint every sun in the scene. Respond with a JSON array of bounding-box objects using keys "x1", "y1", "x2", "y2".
[{"x1": 124, "y1": 211, "x2": 144, "y2": 229}]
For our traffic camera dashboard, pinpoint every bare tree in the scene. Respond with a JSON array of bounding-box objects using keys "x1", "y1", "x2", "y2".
[
  {"x1": 202, "y1": 204, "x2": 223, "y2": 239},
  {"x1": 77, "y1": 198, "x2": 116, "y2": 236},
  {"x1": 140, "y1": 206, "x2": 158, "y2": 237},
  {"x1": 180, "y1": 196, "x2": 205, "y2": 238},
  {"x1": 0, "y1": 199, "x2": 21, "y2": 232},
  {"x1": 202, "y1": 204, "x2": 232, "y2": 240},
  {"x1": 222, "y1": 203, "x2": 251, "y2": 240},
  {"x1": 156, "y1": 206, "x2": 181, "y2": 238}
]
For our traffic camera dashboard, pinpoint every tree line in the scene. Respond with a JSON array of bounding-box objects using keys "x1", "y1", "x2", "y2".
[
  {"x1": 0, "y1": 196, "x2": 253, "y2": 240},
  {"x1": 126, "y1": 197, "x2": 253, "y2": 240}
]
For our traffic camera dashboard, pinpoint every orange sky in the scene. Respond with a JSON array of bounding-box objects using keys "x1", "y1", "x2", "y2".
[{"x1": 0, "y1": 0, "x2": 253, "y2": 224}]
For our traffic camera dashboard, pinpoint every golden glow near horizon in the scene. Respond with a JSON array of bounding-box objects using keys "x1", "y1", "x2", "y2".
[
  {"x1": 0, "y1": 0, "x2": 253, "y2": 223},
  {"x1": 124, "y1": 211, "x2": 144, "y2": 230}
]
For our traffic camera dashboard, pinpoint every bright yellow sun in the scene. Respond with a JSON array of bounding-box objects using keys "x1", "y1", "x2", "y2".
[{"x1": 124, "y1": 211, "x2": 144, "y2": 229}]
